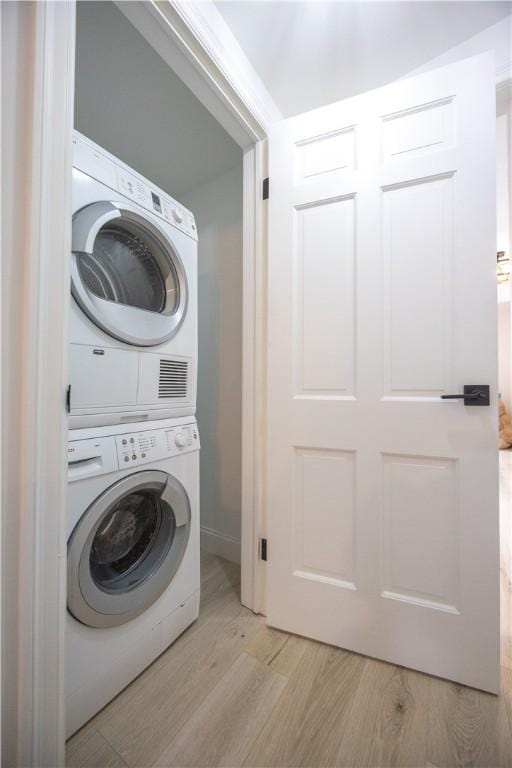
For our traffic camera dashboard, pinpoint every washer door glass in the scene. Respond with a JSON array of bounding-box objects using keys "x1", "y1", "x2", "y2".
[
  {"x1": 67, "y1": 470, "x2": 191, "y2": 628},
  {"x1": 89, "y1": 489, "x2": 175, "y2": 593},
  {"x1": 71, "y1": 201, "x2": 189, "y2": 347}
]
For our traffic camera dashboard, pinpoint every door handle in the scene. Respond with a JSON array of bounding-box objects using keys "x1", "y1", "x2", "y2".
[{"x1": 441, "y1": 385, "x2": 490, "y2": 406}]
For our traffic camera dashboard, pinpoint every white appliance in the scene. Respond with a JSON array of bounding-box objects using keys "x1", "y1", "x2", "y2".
[
  {"x1": 66, "y1": 416, "x2": 200, "y2": 737},
  {"x1": 70, "y1": 131, "x2": 198, "y2": 428}
]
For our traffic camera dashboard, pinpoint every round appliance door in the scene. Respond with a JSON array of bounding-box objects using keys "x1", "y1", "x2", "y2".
[
  {"x1": 67, "y1": 470, "x2": 191, "y2": 628},
  {"x1": 71, "y1": 201, "x2": 188, "y2": 346}
]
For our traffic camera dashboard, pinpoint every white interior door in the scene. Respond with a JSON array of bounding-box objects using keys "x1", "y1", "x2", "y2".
[{"x1": 266, "y1": 52, "x2": 499, "y2": 692}]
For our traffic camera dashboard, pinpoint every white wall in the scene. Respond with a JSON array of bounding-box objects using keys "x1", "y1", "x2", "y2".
[
  {"x1": 407, "y1": 15, "x2": 511, "y2": 83},
  {"x1": 183, "y1": 165, "x2": 244, "y2": 563},
  {"x1": 215, "y1": 1, "x2": 510, "y2": 117}
]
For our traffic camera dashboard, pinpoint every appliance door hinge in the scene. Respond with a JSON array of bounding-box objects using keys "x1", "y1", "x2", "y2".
[
  {"x1": 262, "y1": 177, "x2": 269, "y2": 200},
  {"x1": 260, "y1": 537, "x2": 268, "y2": 562},
  {"x1": 66, "y1": 384, "x2": 71, "y2": 414}
]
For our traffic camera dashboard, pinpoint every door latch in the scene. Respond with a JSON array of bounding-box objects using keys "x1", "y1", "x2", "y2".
[{"x1": 441, "y1": 385, "x2": 490, "y2": 406}]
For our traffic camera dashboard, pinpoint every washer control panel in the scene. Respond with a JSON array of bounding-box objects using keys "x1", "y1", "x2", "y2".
[{"x1": 115, "y1": 423, "x2": 199, "y2": 468}]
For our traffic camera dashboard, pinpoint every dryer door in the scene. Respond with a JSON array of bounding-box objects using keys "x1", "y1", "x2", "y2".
[
  {"x1": 71, "y1": 201, "x2": 188, "y2": 346},
  {"x1": 67, "y1": 470, "x2": 191, "y2": 627}
]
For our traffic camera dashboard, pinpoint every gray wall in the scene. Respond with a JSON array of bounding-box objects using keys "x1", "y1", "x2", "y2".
[
  {"x1": 75, "y1": 1, "x2": 241, "y2": 199},
  {"x1": 75, "y1": 1, "x2": 243, "y2": 562},
  {"x1": 183, "y1": 166, "x2": 243, "y2": 562}
]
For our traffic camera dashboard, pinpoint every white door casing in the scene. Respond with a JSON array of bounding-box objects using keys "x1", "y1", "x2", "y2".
[{"x1": 266, "y1": 52, "x2": 499, "y2": 692}]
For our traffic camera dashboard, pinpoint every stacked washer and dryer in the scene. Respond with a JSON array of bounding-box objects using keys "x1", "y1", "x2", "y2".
[{"x1": 66, "y1": 131, "x2": 200, "y2": 736}]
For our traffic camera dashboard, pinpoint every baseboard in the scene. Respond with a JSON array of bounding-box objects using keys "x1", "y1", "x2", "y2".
[{"x1": 200, "y1": 526, "x2": 241, "y2": 564}]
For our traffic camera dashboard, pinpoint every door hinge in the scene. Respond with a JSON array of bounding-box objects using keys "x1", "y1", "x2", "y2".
[
  {"x1": 262, "y1": 177, "x2": 269, "y2": 200},
  {"x1": 66, "y1": 384, "x2": 71, "y2": 414},
  {"x1": 260, "y1": 537, "x2": 268, "y2": 561}
]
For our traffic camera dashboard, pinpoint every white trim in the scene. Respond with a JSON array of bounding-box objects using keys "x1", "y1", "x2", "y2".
[
  {"x1": 0, "y1": 4, "x2": 3, "y2": 762},
  {"x1": 496, "y1": 60, "x2": 512, "y2": 87},
  {"x1": 200, "y1": 526, "x2": 241, "y2": 565},
  {"x1": 253, "y1": 140, "x2": 268, "y2": 615},
  {"x1": 1, "y1": 2, "x2": 75, "y2": 765},
  {"x1": 24, "y1": 3, "x2": 75, "y2": 764},
  {"x1": 497, "y1": 76, "x2": 512, "y2": 117},
  {"x1": 241, "y1": 142, "x2": 268, "y2": 614},
  {"x1": 241, "y1": 147, "x2": 257, "y2": 606},
  {"x1": 112, "y1": 0, "x2": 271, "y2": 613},
  {"x1": 114, "y1": 0, "x2": 279, "y2": 149},
  {"x1": 169, "y1": 0, "x2": 282, "y2": 130}
]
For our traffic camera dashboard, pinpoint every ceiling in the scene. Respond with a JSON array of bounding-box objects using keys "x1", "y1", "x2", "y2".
[
  {"x1": 215, "y1": 1, "x2": 512, "y2": 117},
  {"x1": 75, "y1": 1, "x2": 242, "y2": 199}
]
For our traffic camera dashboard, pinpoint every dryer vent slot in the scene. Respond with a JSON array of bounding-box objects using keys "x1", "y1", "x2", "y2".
[{"x1": 158, "y1": 359, "x2": 188, "y2": 399}]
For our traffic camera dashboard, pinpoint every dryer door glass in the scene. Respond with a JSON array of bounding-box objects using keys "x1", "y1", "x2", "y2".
[{"x1": 77, "y1": 222, "x2": 178, "y2": 314}]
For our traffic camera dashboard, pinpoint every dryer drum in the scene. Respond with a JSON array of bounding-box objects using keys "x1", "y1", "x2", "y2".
[
  {"x1": 77, "y1": 225, "x2": 173, "y2": 313},
  {"x1": 67, "y1": 470, "x2": 191, "y2": 628}
]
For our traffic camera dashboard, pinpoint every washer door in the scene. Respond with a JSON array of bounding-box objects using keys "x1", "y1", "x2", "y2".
[
  {"x1": 71, "y1": 201, "x2": 188, "y2": 346},
  {"x1": 68, "y1": 470, "x2": 191, "y2": 628}
]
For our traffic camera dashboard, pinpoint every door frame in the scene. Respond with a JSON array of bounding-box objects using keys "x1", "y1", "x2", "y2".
[
  {"x1": 1, "y1": 2, "x2": 76, "y2": 765},
  {"x1": 113, "y1": 0, "x2": 273, "y2": 615},
  {"x1": 2, "y1": 1, "x2": 270, "y2": 765}
]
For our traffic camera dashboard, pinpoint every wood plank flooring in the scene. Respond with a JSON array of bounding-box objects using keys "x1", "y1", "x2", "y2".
[{"x1": 67, "y1": 455, "x2": 512, "y2": 768}]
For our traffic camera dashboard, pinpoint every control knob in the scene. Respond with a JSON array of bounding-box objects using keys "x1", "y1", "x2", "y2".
[
  {"x1": 174, "y1": 431, "x2": 187, "y2": 448},
  {"x1": 171, "y1": 208, "x2": 183, "y2": 224}
]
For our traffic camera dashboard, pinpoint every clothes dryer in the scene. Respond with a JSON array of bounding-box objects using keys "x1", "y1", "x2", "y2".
[{"x1": 70, "y1": 131, "x2": 197, "y2": 428}]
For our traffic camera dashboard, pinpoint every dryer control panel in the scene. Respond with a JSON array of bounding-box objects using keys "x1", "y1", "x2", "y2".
[
  {"x1": 115, "y1": 423, "x2": 199, "y2": 468},
  {"x1": 72, "y1": 131, "x2": 197, "y2": 241}
]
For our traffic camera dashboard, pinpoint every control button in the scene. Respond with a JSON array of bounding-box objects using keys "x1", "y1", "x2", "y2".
[
  {"x1": 130, "y1": 438, "x2": 135, "y2": 444},
  {"x1": 124, "y1": 456, "x2": 129, "y2": 462},
  {"x1": 141, "y1": 452, "x2": 146, "y2": 458},
  {"x1": 172, "y1": 209, "x2": 183, "y2": 224},
  {"x1": 122, "y1": 439, "x2": 127, "y2": 445},
  {"x1": 132, "y1": 454, "x2": 137, "y2": 460},
  {"x1": 175, "y1": 432, "x2": 187, "y2": 448}
]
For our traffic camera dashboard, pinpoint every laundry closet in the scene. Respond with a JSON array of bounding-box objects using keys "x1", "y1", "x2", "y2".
[
  {"x1": 73, "y1": 0, "x2": 243, "y2": 563},
  {"x1": 65, "y1": 0, "x2": 243, "y2": 734}
]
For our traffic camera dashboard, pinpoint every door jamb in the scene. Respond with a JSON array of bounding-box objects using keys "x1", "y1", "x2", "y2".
[
  {"x1": 241, "y1": 140, "x2": 268, "y2": 613},
  {"x1": 112, "y1": 0, "x2": 271, "y2": 613},
  {"x1": 112, "y1": 0, "x2": 273, "y2": 613},
  {"x1": 1, "y1": 2, "x2": 76, "y2": 765}
]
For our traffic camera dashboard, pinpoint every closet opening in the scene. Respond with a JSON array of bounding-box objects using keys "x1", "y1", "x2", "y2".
[{"x1": 66, "y1": 0, "x2": 259, "y2": 752}]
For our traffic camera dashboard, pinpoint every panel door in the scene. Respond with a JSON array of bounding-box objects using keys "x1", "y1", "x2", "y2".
[{"x1": 266, "y1": 53, "x2": 499, "y2": 691}]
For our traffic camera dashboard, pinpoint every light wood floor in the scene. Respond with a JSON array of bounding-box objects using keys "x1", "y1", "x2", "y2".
[{"x1": 67, "y1": 458, "x2": 512, "y2": 768}]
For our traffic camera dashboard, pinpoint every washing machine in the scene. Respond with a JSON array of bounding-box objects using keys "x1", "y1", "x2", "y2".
[
  {"x1": 66, "y1": 416, "x2": 200, "y2": 737},
  {"x1": 69, "y1": 131, "x2": 197, "y2": 428}
]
